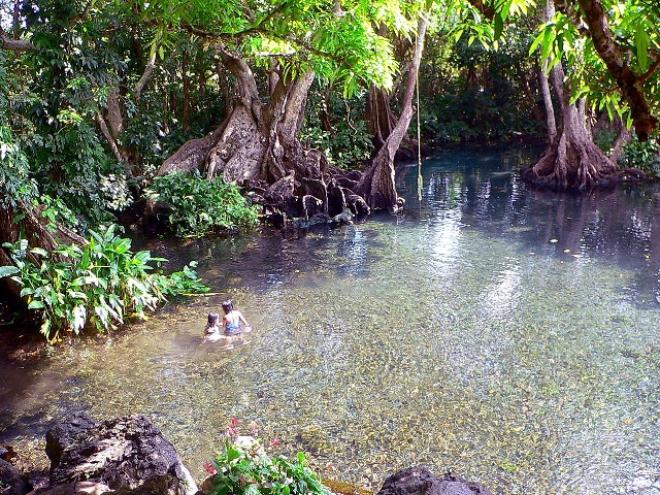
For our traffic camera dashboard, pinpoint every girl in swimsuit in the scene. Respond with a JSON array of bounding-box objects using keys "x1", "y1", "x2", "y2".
[
  {"x1": 222, "y1": 300, "x2": 251, "y2": 336},
  {"x1": 202, "y1": 313, "x2": 223, "y2": 343}
]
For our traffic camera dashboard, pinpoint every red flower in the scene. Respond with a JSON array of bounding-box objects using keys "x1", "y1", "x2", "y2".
[
  {"x1": 270, "y1": 438, "x2": 282, "y2": 447},
  {"x1": 225, "y1": 417, "x2": 240, "y2": 438},
  {"x1": 204, "y1": 462, "x2": 218, "y2": 476}
]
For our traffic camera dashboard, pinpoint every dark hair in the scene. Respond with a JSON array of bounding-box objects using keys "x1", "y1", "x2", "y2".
[
  {"x1": 221, "y1": 300, "x2": 234, "y2": 314},
  {"x1": 207, "y1": 313, "x2": 220, "y2": 325}
]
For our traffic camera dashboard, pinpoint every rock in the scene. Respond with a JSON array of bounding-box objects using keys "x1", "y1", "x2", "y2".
[
  {"x1": 45, "y1": 414, "x2": 197, "y2": 495},
  {"x1": 27, "y1": 481, "x2": 111, "y2": 495},
  {"x1": 45, "y1": 412, "x2": 97, "y2": 469},
  {"x1": 377, "y1": 467, "x2": 492, "y2": 495},
  {"x1": 0, "y1": 458, "x2": 29, "y2": 495}
]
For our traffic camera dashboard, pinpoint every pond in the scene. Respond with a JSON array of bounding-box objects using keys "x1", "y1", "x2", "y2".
[{"x1": 1, "y1": 146, "x2": 659, "y2": 495}]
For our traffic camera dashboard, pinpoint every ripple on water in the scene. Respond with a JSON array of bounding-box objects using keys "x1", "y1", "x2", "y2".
[{"x1": 1, "y1": 146, "x2": 659, "y2": 495}]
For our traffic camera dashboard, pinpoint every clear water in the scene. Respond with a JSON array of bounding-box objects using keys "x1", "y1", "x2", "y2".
[{"x1": 1, "y1": 146, "x2": 659, "y2": 495}]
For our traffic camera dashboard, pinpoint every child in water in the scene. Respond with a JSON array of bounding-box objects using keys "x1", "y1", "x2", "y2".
[
  {"x1": 221, "y1": 300, "x2": 251, "y2": 335},
  {"x1": 202, "y1": 313, "x2": 223, "y2": 343}
]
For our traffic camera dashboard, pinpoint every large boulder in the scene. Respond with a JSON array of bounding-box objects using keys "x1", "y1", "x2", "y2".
[
  {"x1": 43, "y1": 414, "x2": 197, "y2": 495},
  {"x1": 377, "y1": 467, "x2": 492, "y2": 495},
  {"x1": 0, "y1": 458, "x2": 29, "y2": 495}
]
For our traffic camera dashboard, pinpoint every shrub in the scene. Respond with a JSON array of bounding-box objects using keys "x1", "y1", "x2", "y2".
[
  {"x1": 619, "y1": 136, "x2": 660, "y2": 178},
  {"x1": 206, "y1": 432, "x2": 329, "y2": 495},
  {"x1": 300, "y1": 119, "x2": 373, "y2": 170},
  {"x1": 0, "y1": 225, "x2": 208, "y2": 342},
  {"x1": 145, "y1": 173, "x2": 259, "y2": 238}
]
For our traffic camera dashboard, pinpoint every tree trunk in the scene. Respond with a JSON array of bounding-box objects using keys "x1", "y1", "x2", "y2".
[
  {"x1": 366, "y1": 86, "x2": 396, "y2": 151},
  {"x1": 573, "y1": 0, "x2": 657, "y2": 139},
  {"x1": 523, "y1": 0, "x2": 618, "y2": 190},
  {"x1": 609, "y1": 117, "x2": 631, "y2": 164},
  {"x1": 356, "y1": 15, "x2": 429, "y2": 212},
  {"x1": 538, "y1": 62, "x2": 557, "y2": 143},
  {"x1": 523, "y1": 61, "x2": 618, "y2": 190},
  {"x1": 158, "y1": 47, "x2": 370, "y2": 222},
  {"x1": 182, "y1": 57, "x2": 191, "y2": 134},
  {"x1": 538, "y1": 0, "x2": 558, "y2": 146}
]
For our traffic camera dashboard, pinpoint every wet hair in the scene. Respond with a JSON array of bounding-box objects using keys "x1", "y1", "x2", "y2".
[
  {"x1": 207, "y1": 312, "x2": 220, "y2": 326},
  {"x1": 221, "y1": 300, "x2": 234, "y2": 314}
]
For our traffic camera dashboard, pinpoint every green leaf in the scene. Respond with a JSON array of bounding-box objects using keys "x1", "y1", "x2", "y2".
[
  {"x1": 0, "y1": 266, "x2": 19, "y2": 278},
  {"x1": 28, "y1": 300, "x2": 46, "y2": 310},
  {"x1": 541, "y1": 27, "x2": 555, "y2": 62},
  {"x1": 494, "y1": 14, "x2": 504, "y2": 40},
  {"x1": 529, "y1": 30, "x2": 544, "y2": 56},
  {"x1": 635, "y1": 26, "x2": 649, "y2": 72}
]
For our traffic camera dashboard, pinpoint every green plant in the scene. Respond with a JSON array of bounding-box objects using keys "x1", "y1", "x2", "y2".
[
  {"x1": 145, "y1": 173, "x2": 259, "y2": 237},
  {"x1": 301, "y1": 119, "x2": 373, "y2": 170},
  {"x1": 619, "y1": 136, "x2": 660, "y2": 178},
  {"x1": 0, "y1": 225, "x2": 208, "y2": 342},
  {"x1": 206, "y1": 426, "x2": 329, "y2": 495}
]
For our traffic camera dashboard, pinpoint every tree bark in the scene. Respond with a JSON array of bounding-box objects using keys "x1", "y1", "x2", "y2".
[
  {"x1": 366, "y1": 86, "x2": 396, "y2": 151},
  {"x1": 134, "y1": 49, "x2": 157, "y2": 101},
  {"x1": 539, "y1": 63, "x2": 557, "y2": 143},
  {"x1": 182, "y1": 57, "x2": 191, "y2": 134},
  {"x1": 523, "y1": 62, "x2": 618, "y2": 190},
  {"x1": 12, "y1": 0, "x2": 20, "y2": 38},
  {"x1": 541, "y1": 0, "x2": 559, "y2": 144},
  {"x1": 523, "y1": 0, "x2": 620, "y2": 190},
  {"x1": 355, "y1": 15, "x2": 429, "y2": 212},
  {"x1": 609, "y1": 117, "x2": 631, "y2": 164}
]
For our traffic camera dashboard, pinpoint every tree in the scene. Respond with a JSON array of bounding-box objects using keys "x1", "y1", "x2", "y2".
[
  {"x1": 356, "y1": 15, "x2": 430, "y2": 211},
  {"x1": 154, "y1": 0, "x2": 422, "y2": 216},
  {"x1": 523, "y1": 0, "x2": 619, "y2": 190}
]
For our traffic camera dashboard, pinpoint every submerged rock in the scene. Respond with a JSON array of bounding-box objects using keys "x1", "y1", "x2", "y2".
[
  {"x1": 42, "y1": 414, "x2": 197, "y2": 495},
  {"x1": 377, "y1": 467, "x2": 492, "y2": 495},
  {"x1": 0, "y1": 458, "x2": 29, "y2": 495}
]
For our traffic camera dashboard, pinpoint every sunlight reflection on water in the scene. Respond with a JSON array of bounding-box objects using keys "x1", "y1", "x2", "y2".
[{"x1": 1, "y1": 146, "x2": 659, "y2": 495}]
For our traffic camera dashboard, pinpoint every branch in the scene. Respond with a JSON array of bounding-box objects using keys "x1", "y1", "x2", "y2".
[
  {"x1": 466, "y1": 0, "x2": 496, "y2": 20},
  {"x1": 96, "y1": 113, "x2": 127, "y2": 166},
  {"x1": 574, "y1": 0, "x2": 657, "y2": 139},
  {"x1": 0, "y1": 26, "x2": 33, "y2": 51},
  {"x1": 134, "y1": 48, "x2": 157, "y2": 100},
  {"x1": 179, "y1": 21, "x2": 344, "y2": 65}
]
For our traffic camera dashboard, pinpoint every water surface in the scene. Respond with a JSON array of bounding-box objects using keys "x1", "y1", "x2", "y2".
[{"x1": 1, "y1": 146, "x2": 659, "y2": 495}]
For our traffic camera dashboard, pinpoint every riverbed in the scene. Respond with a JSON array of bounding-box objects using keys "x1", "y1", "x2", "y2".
[{"x1": 1, "y1": 146, "x2": 659, "y2": 494}]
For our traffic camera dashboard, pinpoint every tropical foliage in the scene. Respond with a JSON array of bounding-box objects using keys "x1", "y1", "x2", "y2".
[
  {"x1": 145, "y1": 173, "x2": 260, "y2": 237},
  {"x1": 1, "y1": 225, "x2": 207, "y2": 342},
  {"x1": 205, "y1": 427, "x2": 329, "y2": 495}
]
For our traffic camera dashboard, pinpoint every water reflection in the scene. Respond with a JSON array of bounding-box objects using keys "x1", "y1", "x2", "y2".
[{"x1": 400, "y1": 146, "x2": 660, "y2": 303}]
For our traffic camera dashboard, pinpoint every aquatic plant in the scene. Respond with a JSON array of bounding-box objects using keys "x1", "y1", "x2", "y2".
[
  {"x1": 145, "y1": 172, "x2": 260, "y2": 238},
  {"x1": 205, "y1": 419, "x2": 329, "y2": 495},
  {"x1": 0, "y1": 225, "x2": 208, "y2": 342}
]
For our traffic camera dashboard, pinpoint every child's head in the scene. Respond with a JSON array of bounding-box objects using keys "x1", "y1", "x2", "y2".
[
  {"x1": 221, "y1": 300, "x2": 234, "y2": 314},
  {"x1": 207, "y1": 312, "x2": 220, "y2": 326}
]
